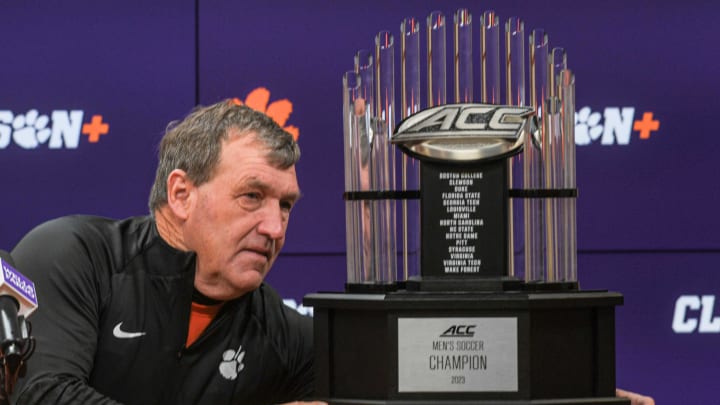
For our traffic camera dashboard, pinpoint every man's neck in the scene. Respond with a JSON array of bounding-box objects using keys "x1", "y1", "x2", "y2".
[
  {"x1": 192, "y1": 287, "x2": 225, "y2": 305},
  {"x1": 154, "y1": 206, "x2": 188, "y2": 251}
]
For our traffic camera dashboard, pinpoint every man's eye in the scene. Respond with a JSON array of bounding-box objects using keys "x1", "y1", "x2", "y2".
[
  {"x1": 240, "y1": 193, "x2": 262, "y2": 204},
  {"x1": 280, "y1": 201, "x2": 294, "y2": 212}
]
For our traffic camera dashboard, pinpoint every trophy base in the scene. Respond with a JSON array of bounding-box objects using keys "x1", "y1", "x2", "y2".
[
  {"x1": 346, "y1": 282, "x2": 399, "y2": 293},
  {"x1": 522, "y1": 281, "x2": 579, "y2": 292},
  {"x1": 405, "y1": 275, "x2": 524, "y2": 292},
  {"x1": 304, "y1": 289, "x2": 626, "y2": 405}
]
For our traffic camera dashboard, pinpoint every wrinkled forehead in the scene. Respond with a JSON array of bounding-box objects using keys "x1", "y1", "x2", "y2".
[
  {"x1": 219, "y1": 134, "x2": 298, "y2": 178},
  {"x1": 221, "y1": 129, "x2": 271, "y2": 159},
  {"x1": 226, "y1": 127, "x2": 291, "y2": 163}
]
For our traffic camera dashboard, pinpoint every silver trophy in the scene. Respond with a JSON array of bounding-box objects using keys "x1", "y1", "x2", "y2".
[
  {"x1": 311, "y1": 8, "x2": 625, "y2": 405},
  {"x1": 343, "y1": 8, "x2": 578, "y2": 289}
]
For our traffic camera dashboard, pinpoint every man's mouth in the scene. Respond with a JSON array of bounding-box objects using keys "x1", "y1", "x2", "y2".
[{"x1": 246, "y1": 247, "x2": 271, "y2": 261}]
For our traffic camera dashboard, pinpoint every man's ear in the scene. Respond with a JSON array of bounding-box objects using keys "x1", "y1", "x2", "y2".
[{"x1": 166, "y1": 169, "x2": 194, "y2": 220}]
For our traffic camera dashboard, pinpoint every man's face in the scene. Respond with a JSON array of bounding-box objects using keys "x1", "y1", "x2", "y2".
[{"x1": 185, "y1": 132, "x2": 300, "y2": 300}]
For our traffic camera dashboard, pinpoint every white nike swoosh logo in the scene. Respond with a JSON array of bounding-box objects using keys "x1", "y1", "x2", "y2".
[{"x1": 113, "y1": 322, "x2": 147, "y2": 339}]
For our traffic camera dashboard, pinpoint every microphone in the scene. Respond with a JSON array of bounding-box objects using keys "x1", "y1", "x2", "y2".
[
  {"x1": 0, "y1": 251, "x2": 37, "y2": 318},
  {"x1": 0, "y1": 250, "x2": 36, "y2": 399}
]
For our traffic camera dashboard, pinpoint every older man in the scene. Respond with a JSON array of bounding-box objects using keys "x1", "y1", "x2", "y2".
[{"x1": 11, "y1": 100, "x2": 323, "y2": 404}]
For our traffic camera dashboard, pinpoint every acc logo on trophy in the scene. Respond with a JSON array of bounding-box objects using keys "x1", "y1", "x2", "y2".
[
  {"x1": 392, "y1": 103, "x2": 536, "y2": 162},
  {"x1": 440, "y1": 324, "x2": 477, "y2": 338}
]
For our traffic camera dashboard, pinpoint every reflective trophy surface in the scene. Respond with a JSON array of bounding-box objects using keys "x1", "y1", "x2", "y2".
[{"x1": 305, "y1": 9, "x2": 628, "y2": 404}]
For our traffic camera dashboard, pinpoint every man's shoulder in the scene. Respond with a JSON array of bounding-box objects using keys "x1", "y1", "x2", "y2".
[
  {"x1": 27, "y1": 214, "x2": 102, "y2": 234},
  {"x1": 20, "y1": 214, "x2": 154, "y2": 246},
  {"x1": 12, "y1": 215, "x2": 158, "y2": 273},
  {"x1": 24, "y1": 214, "x2": 147, "y2": 235}
]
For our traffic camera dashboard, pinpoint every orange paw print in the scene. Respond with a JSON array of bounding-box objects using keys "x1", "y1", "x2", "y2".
[{"x1": 232, "y1": 88, "x2": 299, "y2": 141}]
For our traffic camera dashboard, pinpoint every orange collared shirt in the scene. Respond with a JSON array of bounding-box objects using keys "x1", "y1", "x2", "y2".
[{"x1": 186, "y1": 301, "x2": 224, "y2": 347}]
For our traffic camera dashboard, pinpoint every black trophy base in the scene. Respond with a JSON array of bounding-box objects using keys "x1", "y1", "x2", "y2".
[
  {"x1": 405, "y1": 275, "x2": 524, "y2": 292},
  {"x1": 304, "y1": 290, "x2": 628, "y2": 405}
]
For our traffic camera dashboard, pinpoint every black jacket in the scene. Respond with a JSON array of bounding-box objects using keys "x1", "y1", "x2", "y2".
[{"x1": 11, "y1": 215, "x2": 314, "y2": 404}]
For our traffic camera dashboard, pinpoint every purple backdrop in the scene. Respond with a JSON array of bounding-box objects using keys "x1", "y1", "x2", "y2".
[
  {"x1": 0, "y1": 0, "x2": 195, "y2": 249},
  {"x1": 1, "y1": 1, "x2": 719, "y2": 403}
]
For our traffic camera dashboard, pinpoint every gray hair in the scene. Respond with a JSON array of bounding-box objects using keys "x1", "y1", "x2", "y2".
[{"x1": 148, "y1": 99, "x2": 300, "y2": 212}]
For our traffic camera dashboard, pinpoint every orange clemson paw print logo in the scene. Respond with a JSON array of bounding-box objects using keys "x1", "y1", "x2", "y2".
[{"x1": 232, "y1": 87, "x2": 299, "y2": 141}]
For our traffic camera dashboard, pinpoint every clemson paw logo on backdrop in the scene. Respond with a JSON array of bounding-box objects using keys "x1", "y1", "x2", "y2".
[{"x1": 232, "y1": 87, "x2": 299, "y2": 141}]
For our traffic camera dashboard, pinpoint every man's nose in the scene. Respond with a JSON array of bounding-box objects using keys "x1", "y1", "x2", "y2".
[{"x1": 256, "y1": 202, "x2": 285, "y2": 240}]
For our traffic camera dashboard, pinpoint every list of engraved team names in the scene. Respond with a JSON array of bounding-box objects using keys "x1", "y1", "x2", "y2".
[{"x1": 438, "y1": 172, "x2": 484, "y2": 274}]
